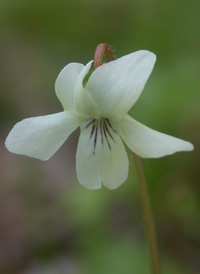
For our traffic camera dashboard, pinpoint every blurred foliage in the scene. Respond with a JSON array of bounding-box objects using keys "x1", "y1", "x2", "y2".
[{"x1": 0, "y1": 0, "x2": 200, "y2": 273}]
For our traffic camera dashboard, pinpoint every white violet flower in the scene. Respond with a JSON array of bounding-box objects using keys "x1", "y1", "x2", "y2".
[{"x1": 5, "y1": 50, "x2": 194, "y2": 189}]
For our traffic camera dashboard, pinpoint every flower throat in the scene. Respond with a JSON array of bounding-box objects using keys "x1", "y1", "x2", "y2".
[{"x1": 86, "y1": 118, "x2": 115, "y2": 154}]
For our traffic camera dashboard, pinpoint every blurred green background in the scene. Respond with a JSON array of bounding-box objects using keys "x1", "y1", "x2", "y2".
[{"x1": 1, "y1": 0, "x2": 200, "y2": 273}]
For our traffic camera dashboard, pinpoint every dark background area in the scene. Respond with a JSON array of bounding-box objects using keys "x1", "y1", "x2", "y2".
[{"x1": 1, "y1": 0, "x2": 200, "y2": 273}]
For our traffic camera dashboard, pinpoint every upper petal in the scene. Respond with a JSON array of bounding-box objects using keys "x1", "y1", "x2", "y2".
[
  {"x1": 55, "y1": 63, "x2": 84, "y2": 110},
  {"x1": 74, "y1": 61, "x2": 99, "y2": 119},
  {"x1": 5, "y1": 111, "x2": 83, "y2": 160},
  {"x1": 86, "y1": 50, "x2": 156, "y2": 121},
  {"x1": 117, "y1": 114, "x2": 194, "y2": 158},
  {"x1": 76, "y1": 119, "x2": 129, "y2": 190}
]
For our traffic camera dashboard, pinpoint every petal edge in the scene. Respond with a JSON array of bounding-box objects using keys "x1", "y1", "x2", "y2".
[
  {"x1": 117, "y1": 114, "x2": 194, "y2": 158},
  {"x1": 5, "y1": 111, "x2": 83, "y2": 160},
  {"x1": 86, "y1": 50, "x2": 156, "y2": 121},
  {"x1": 55, "y1": 63, "x2": 84, "y2": 110}
]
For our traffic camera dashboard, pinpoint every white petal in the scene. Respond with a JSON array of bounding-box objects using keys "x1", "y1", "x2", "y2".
[
  {"x1": 86, "y1": 50, "x2": 156, "y2": 121},
  {"x1": 117, "y1": 114, "x2": 194, "y2": 158},
  {"x1": 5, "y1": 111, "x2": 83, "y2": 160},
  {"x1": 101, "y1": 121, "x2": 129, "y2": 189},
  {"x1": 76, "y1": 119, "x2": 129, "y2": 190},
  {"x1": 74, "y1": 61, "x2": 99, "y2": 119},
  {"x1": 55, "y1": 63, "x2": 84, "y2": 110},
  {"x1": 76, "y1": 120, "x2": 102, "y2": 190}
]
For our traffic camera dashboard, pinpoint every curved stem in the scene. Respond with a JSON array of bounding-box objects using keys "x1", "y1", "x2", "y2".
[
  {"x1": 93, "y1": 43, "x2": 161, "y2": 273},
  {"x1": 133, "y1": 154, "x2": 161, "y2": 274},
  {"x1": 94, "y1": 43, "x2": 115, "y2": 69}
]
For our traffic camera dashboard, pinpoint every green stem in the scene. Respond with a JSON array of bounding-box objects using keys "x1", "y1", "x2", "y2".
[
  {"x1": 93, "y1": 43, "x2": 161, "y2": 273},
  {"x1": 133, "y1": 154, "x2": 161, "y2": 274}
]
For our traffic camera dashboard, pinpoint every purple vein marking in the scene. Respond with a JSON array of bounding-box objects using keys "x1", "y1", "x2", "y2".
[
  {"x1": 93, "y1": 126, "x2": 98, "y2": 154},
  {"x1": 106, "y1": 118, "x2": 116, "y2": 132},
  {"x1": 104, "y1": 120, "x2": 115, "y2": 142},
  {"x1": 100, "y1": 119, "x2": 103, "y2": 144},
  {"x1": 89, "y1": 125, "x2": 95, "y2": 140},
  {"x1": 103, "y1": 120, "x2": 111, "y2": 150},
  {"x1": 86, "y1": 119, "x2": 95, "y2": 128}
]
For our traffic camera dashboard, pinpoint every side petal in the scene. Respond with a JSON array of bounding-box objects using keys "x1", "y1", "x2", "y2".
[
  {"x1": 55, "y1": 63, "x2": 84, "y2": 110},
  {"x1": 86, "y1": 50, "x2": 156, "y2": 121},
  {"x1": 74, "y1": 61, "x2": 99, "y2": 119},
  {"x1": 76, "y1": 119, "x2": 129, "y2": 190},
  {"x1": 117, "y1": 114, "x2": 194, "y2": 158},
  {"x1": 5, "y1": 111, "x2": 83, "y2": 160}
]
